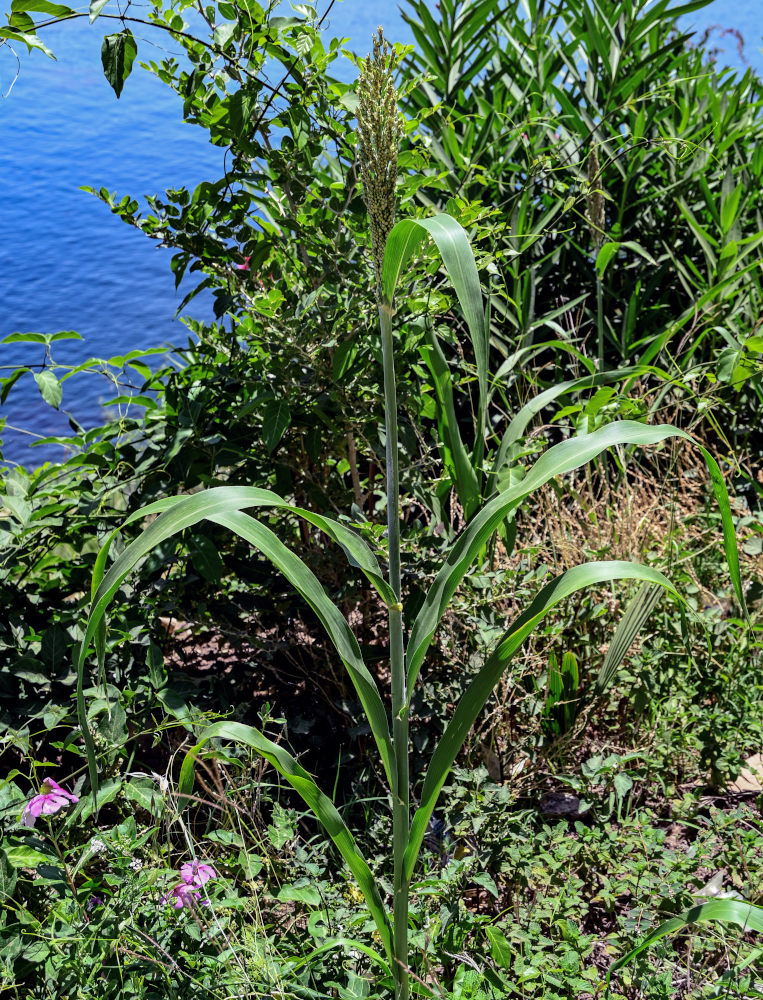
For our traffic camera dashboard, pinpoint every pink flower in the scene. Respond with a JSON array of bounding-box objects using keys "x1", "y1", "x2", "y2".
[
  {"x1": 162, "y1": 883, "x2": 204, "y2": 909},
  {"x1": 162, "y1": 860, "x2": 217, "y2": 908},
  {"x1": 180, "y1": 860, "x2": 216, "y2": 887},
  {"x1": 22, "y1": 778, "x2": 78, "y2": 827},
  {"x1": 237, "y1": 255, "x2": 251, "y2": 271}
]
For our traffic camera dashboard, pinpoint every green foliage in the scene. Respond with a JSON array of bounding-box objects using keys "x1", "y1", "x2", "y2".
[
  {"x1": 0, "y1": 1, "x2": 762, "y2": 997},
  {"x1": 401, "y1": 0, "x2": 763, "y2": 442}
]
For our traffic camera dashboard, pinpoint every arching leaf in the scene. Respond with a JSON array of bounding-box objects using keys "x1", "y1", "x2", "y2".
[{"x1": 404, "y1": 560, "x2": 679, "y2": 881}]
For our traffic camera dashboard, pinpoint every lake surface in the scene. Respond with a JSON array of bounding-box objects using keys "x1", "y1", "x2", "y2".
[{"x1": 0, "y1": 0, "x2": 760, "y2": 465}]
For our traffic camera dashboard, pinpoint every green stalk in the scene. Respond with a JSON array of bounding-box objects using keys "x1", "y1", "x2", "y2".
[
  {"x1": 380, "y1": 300, "x2": 409, "y2": 1000},
  {"x1": 596, "y1": 272, "x2": 604, "y2": 369}
]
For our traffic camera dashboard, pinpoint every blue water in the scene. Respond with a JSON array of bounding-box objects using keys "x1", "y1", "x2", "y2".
[{"x1": 0, "y1": 0, "x2": 760, "y2": 465}]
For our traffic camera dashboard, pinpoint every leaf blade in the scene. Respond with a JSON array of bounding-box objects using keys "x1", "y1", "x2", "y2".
[
  {"x1": 178, "y1": 720, "x2": 392, "y2": 960},
  {"x1": 404, "y1": 560, "x2": 679, "y2": 882}
]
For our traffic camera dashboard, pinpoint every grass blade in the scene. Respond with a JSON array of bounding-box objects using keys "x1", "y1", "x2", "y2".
[
  {"x1": 407, "y1": 420, "x2": 747, "y2": 697},
  {"x1": 77, "y1": 487, "x2": 394, "y2": 801},
  {"x1": 404, "y1": 560, "x2": 679, "y2": 882},
  {"x1": 211, "y1": 510, "x2": 394, "y2": 788},
  {"x1": 382, "y1": 214, "x2": 487, "y2": 449},
  {"x1": 178, "y1": 720, "x2": 393, "y2": 961},
  {"x1": 609, "y1": 899, "x2": 763, "y2": 979},
  {"x1": 595, "y1": 582, "x2": 665, "y2": 695}
]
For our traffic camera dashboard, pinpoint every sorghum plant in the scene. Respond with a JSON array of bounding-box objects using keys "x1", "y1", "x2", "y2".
[{"x1": 75, "y1": 31, "x2": 748, "y2": 1000}]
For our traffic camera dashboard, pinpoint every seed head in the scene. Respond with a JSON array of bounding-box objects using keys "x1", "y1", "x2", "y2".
[{"x1": 356, "y1": 28, "x2": 403, "y2": 301}]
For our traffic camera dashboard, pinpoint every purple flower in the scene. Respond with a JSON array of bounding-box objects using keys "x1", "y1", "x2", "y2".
[
  {"x1": 162, "y1": 860, "x2": 217, "y2": 909},
  {"x1": 180, "y1": 860, "x2": 216, "y2": 888},
  {"x1": 162, "y1": 883, "x2": 204, "y2": 909},
  {"x1": 22, "y1": 778, "x2": 78, "y2": 827}
]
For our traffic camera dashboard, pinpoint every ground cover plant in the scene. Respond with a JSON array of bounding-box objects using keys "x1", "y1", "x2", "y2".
[{"x1": 1, "y1": 0, "x2": 762, "y2": 997}]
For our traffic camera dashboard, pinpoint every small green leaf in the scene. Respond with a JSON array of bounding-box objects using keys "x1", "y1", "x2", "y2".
[
  {"x1": 89, "y1": 0, "x2": 108, "y2": 21},
  {"x1": 33, "y1": 370, "x2": 62, "y2": 409},
  {"x1": 261, "y1": 398, "x2": 291, "y2": 452},
  {"x1": 485, "y1": 925, "x2": 513, "y2": 970},
  {"x1": 10, "y1": 0, "x2": 74, "y2": 15},
  {"x1": 101, "y1": 29, "x2": 138, "y2": 98}
]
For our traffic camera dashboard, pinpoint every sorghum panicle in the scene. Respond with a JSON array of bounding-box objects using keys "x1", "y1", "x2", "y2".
[{"x1": 356, "y1": 27, "x2": 403, "y2": 300}]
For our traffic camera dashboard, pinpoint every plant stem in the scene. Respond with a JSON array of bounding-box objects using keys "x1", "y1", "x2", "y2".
[
  {"x1": 380, "y1": 302, "x2": 409, "y2": 1000},
  {"x1": 596, "y1": 272, "x2": 604, "y2": 369}
]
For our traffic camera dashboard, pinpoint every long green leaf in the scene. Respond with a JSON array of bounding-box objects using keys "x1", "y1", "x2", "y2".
[
  {"x1": 382, "y1": 214, "x2": 487, "y2": 451},
  {"x1": 404, "y1": 560, "x2": 678, "y2": 882},
  {"x1": 420, "y1": 332, "x2": 481, "y2": 520},
  {"x1": 119, "y1": 487, "x2": 396, "y2": 606},
  {"x1": 595, "y1": 582, "x2": 665, "y2": 695},
  {"x1": 407, "y1": 420, "x2": 747, "y2": 697},
  {"x1": 178, "y1": 721, "x2": 392, "y2": 960},
  {"x1": 210, "y1": 510, "x2": 394, "y2": 786},
  {"x1": 77, "y1": 487, "x2": 394, "y2": 799},
  {"x1": 609, "y1": 899, "x2": 763, "y2": 979},
  {"x1": 488, "y1": 365, "x2": 671, "y2": 497}
]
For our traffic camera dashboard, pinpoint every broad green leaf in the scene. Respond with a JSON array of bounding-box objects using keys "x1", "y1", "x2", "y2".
[
  {"x1": 9, "y1": 656, "x2": 48, "y2": 684},
  {"x1": 179, "y1": 721, "x2": 392, "y2": 960},
  {"x1": 10, "y1": 0, "x2": 74, "y2": 15},
  {"x1": 609, "y1": 900, "x2": 763, "y2": 979},
  {"x1": 40, "y1": 627, "x2": 67, "y2": 670},
  {"x1": 49, "y1": 330, "x2": 83, "y2": 342},
  {"x1": 33, "y1": 370, "x2": 62, "y2": 409},
  {"x1": 404, "y1": 561, "x2": 679, "y2": 882},
  {"x1": 2, "y1": 333, "x2": 47, "y2": 344},
  {"x1": 0, "y1": 27, "x2": 56, "y2": 57},
  {"x1": 278, "y1": 883, "x2": 322, "y2": 906},
  {"x1": 485, "y1": 925, "x2": 512, "y2": 970},
  {"x1": 407, "y1": 420, "x2": 747, "y2": 698},
  {"x1": 3, "y1": 844, "x2": 51, "y2": 869},
  {"x1": 101, "y1": 29, "x2": 138, "y2": 99},
  {"x1": 211, "y1": 510, "x2": 394, "y2": 787}
]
